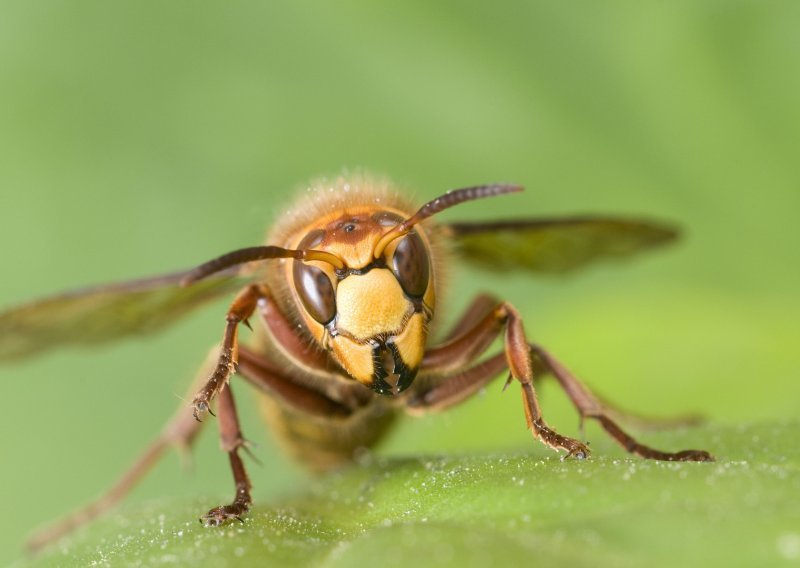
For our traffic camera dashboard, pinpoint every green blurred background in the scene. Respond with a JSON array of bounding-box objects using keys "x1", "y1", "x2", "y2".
[{"x1": 1, "y1": 1, "x2": 798, "y2": 565}]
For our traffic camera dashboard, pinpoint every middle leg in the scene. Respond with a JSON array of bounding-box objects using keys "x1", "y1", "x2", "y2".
[
  {"x1": 201, "y1": 382, "x2": 253, "y2": 526},
  {"x1": 530, "y1": 345, "x2": 713, "y2": 461}
]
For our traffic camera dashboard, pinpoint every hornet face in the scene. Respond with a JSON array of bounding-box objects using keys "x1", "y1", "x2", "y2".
[{"x1": 288, "y1": 208, "x2": 435, "y2": 395}]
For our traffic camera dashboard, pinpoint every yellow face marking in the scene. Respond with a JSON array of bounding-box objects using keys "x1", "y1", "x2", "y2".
[
  {"x1": 330, "y1": 336, "x2": 376, "y2": 386},
  {"x1": 335, "y1": 269, "x2": 410, "y2": 340},
  {"x1": 390, "y1": 312, "x2": 426, "y2": 373}
]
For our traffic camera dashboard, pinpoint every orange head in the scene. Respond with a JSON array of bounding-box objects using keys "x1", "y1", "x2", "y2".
[{"x1": 288, "y1": 207, "x2": 435, "y2": 395}]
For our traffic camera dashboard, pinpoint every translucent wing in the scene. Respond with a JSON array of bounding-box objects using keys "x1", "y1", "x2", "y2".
[
  {"x1": 0, "y1": 268, "x2": 251, "y2": 362},
  {"x1": 445, "y1": 216, "x2": 679, "y2": 273}
]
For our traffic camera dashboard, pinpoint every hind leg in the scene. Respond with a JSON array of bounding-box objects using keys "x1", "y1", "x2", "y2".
[{"x1": 26, "y1": 348, "x2": 219, "y2": 553}]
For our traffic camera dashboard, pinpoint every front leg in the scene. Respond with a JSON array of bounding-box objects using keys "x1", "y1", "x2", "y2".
[
  {"x1": 192, "y1": 284, "x2": 265, "y2": 420},
  {"x1": 415, "y1": 301, "x2": 589, "y2": 460},
  {"x1": 497, "y1": 303, "x2": 590, "y2": 458}
]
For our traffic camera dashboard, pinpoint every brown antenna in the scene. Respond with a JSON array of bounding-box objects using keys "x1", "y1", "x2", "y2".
[
  {"x1": 374, "y1": 183, "x2": 523, "y2": 258},
  {"x1": 181, "y1": 246, "x2": 344, "y2": 286}
]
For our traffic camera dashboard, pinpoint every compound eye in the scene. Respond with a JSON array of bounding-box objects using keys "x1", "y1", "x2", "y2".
[
  {"x1": 293, "y1": 230, "x2": 336, "y2": 325},
  {"x1": 391, "y1": 231, "x2": 430, "y2": 298}
]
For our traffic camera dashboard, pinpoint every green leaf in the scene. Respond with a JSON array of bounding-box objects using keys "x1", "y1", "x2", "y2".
[{"x1": 26, "y1": 421, "x2": 800, "y2": 567}]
